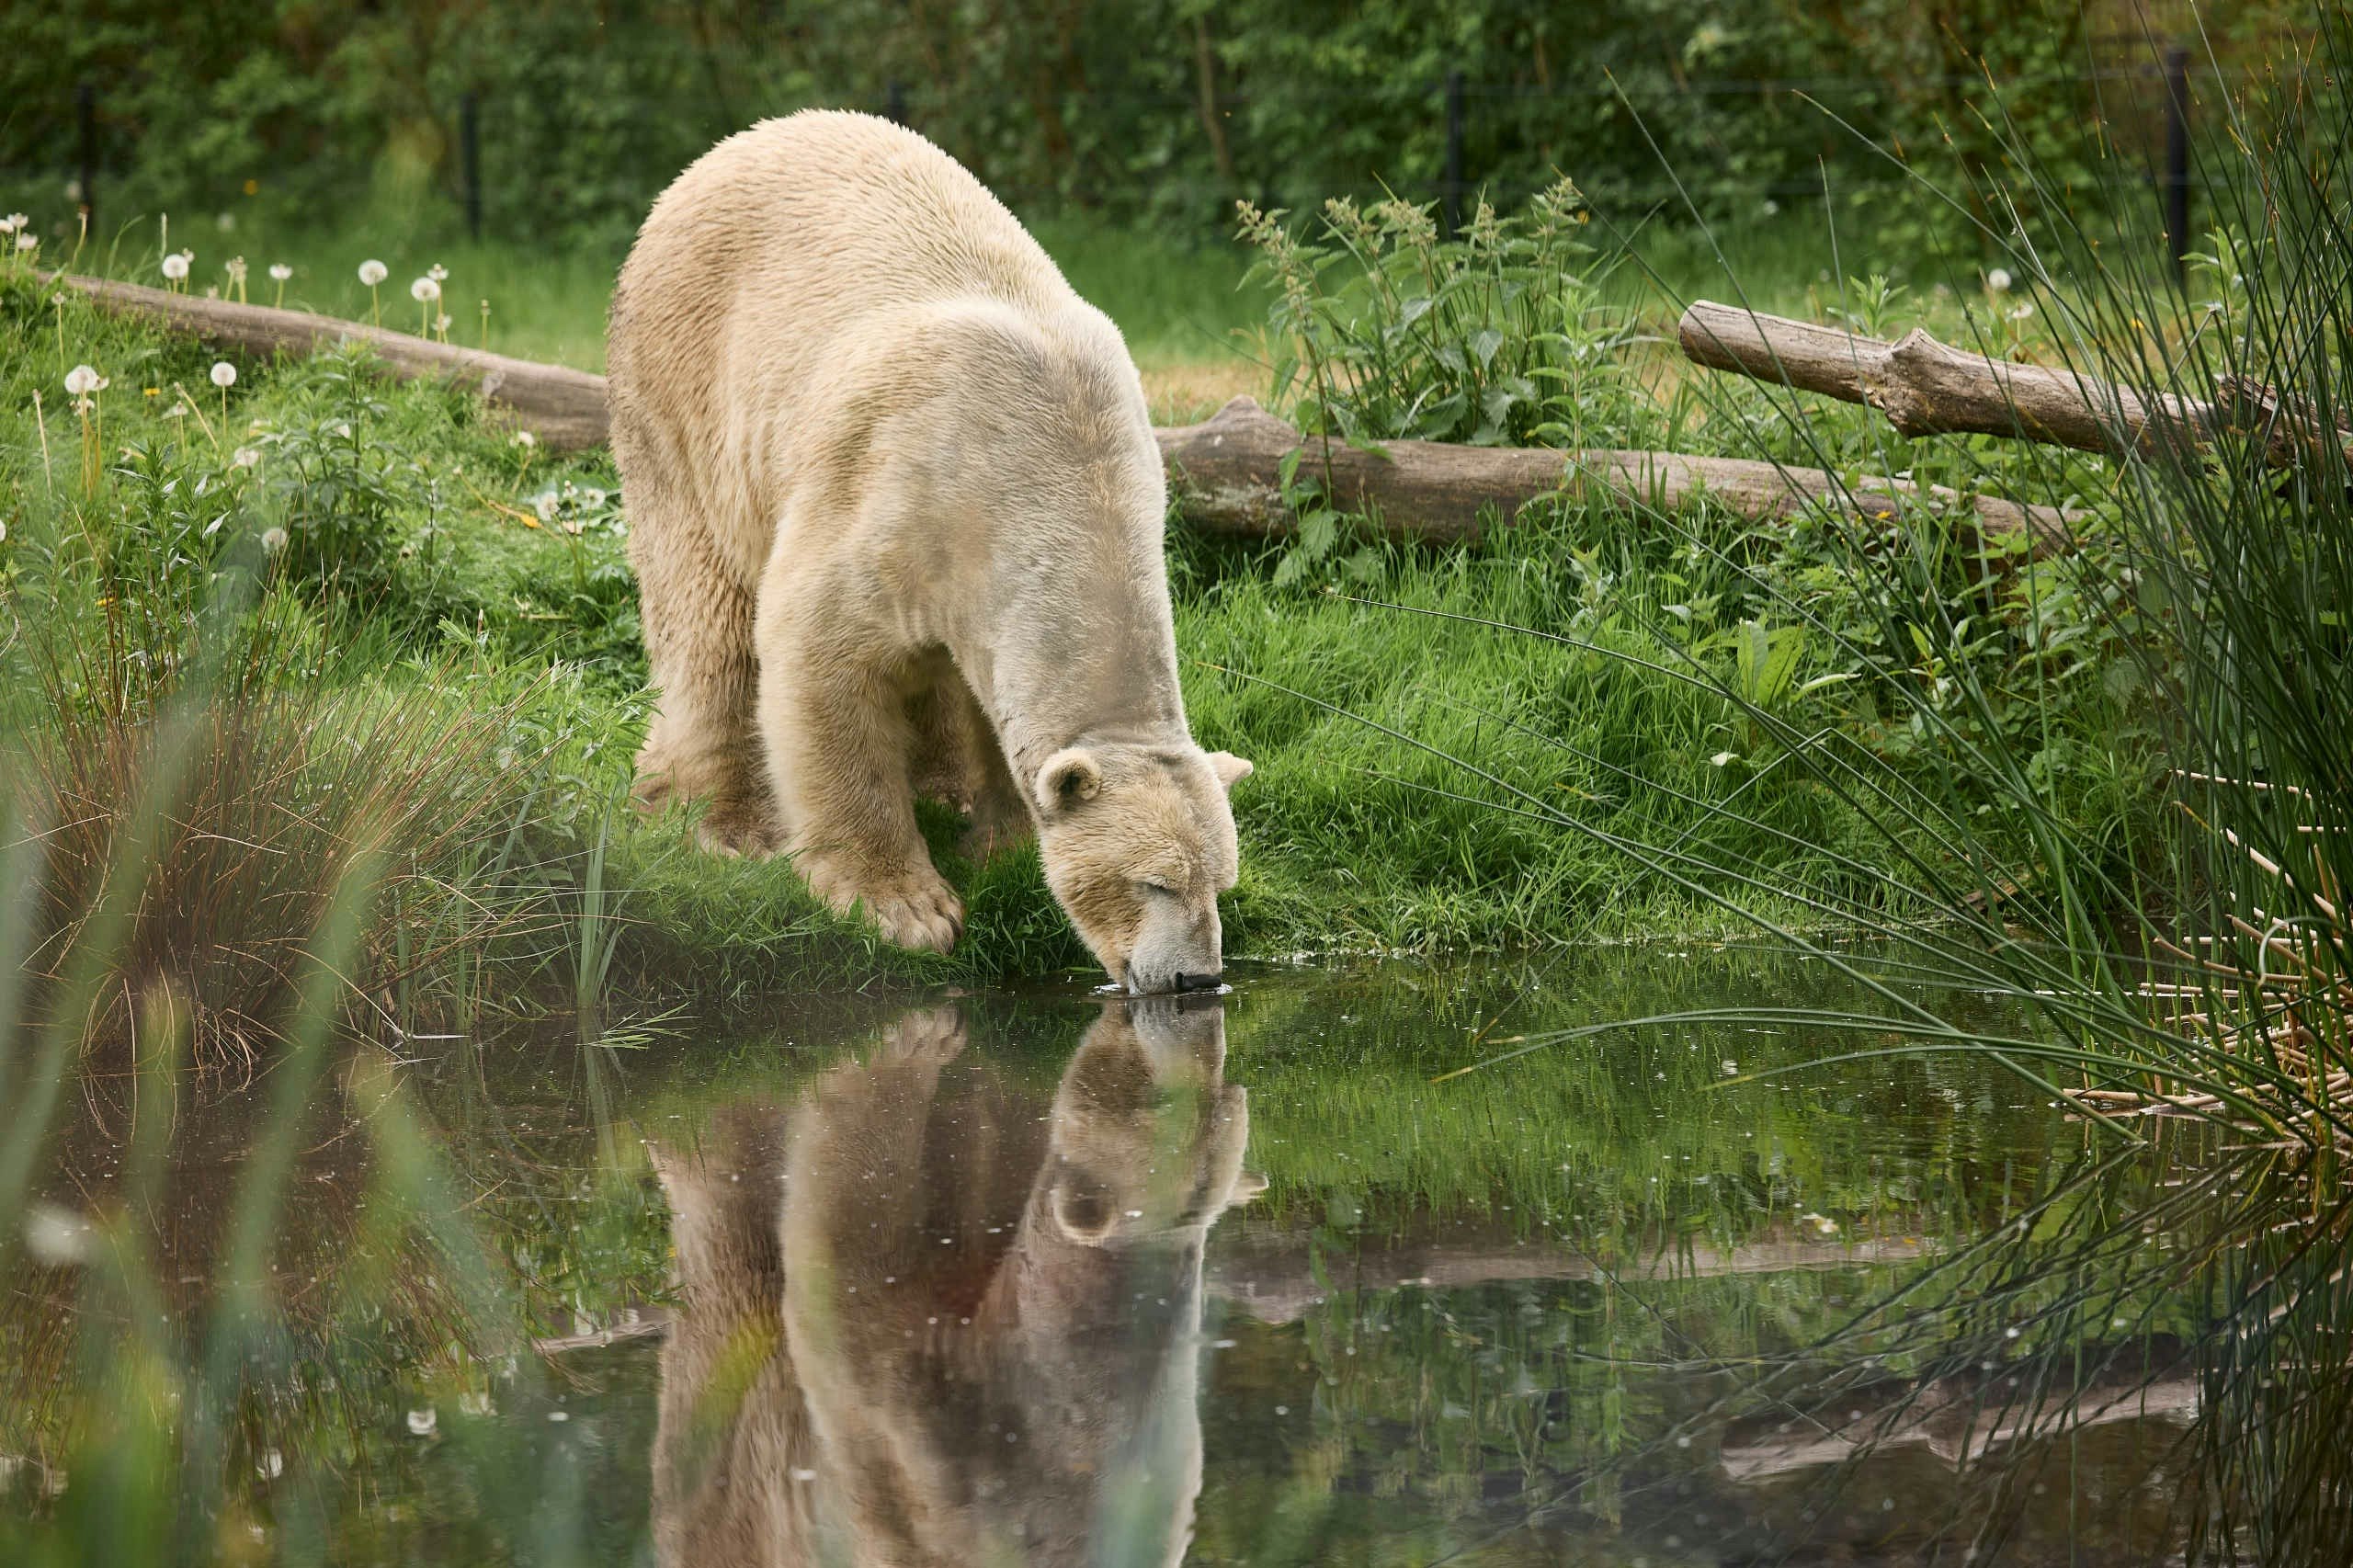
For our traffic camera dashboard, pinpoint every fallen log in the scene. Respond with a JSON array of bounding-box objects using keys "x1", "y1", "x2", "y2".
[
  {"x1": 1678, "y1": 297, "x2": 2350, "y2": 468},
  {"x1": 45, "y1": 271, "x2": 2073, "y2": 551},
  {"x1": 1156, "y1": 396, "x2": 2075, "y2": 555},
  {"x1": 43, "y1": 271, "x2": 609, "y2": 450}
]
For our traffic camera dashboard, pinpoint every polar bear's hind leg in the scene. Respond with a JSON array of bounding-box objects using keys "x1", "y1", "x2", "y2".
[{"x1": 630, "y1": 512, "x2": 779, "y2": 857}]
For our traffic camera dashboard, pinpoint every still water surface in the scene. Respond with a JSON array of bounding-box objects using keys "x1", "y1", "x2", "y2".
[{"x1": 6, "y1": 950, "x2": 2200, "y2": 1563}]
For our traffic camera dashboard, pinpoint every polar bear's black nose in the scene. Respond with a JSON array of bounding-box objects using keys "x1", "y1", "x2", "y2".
[{"x1": 1174, "y1": 970, "x2": 1222, "y2": 993}]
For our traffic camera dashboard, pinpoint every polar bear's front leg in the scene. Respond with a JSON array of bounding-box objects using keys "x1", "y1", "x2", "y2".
[{"x1": 759, "y1": 638, "x2": 966, "y2": 953}]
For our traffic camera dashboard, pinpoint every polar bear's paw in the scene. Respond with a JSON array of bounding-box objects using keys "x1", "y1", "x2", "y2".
[
  {"x1": 863, "y1": 876, "x2": 965, "y2": 953},
  {"x1": 803, "y1": 856, "x2": 965, "y2": 953},
  {"x1": 695, "y1": 799, "x2": 783, "y2": 858}
]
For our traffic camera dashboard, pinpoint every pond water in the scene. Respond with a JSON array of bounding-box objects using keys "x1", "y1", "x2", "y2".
[{"x1": 5, "y1": 950, "x2": 2211, "y2": 1564}]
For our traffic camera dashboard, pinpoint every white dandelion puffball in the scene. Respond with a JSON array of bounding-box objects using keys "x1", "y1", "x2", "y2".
[
  {"x1": 406, "y1": 1408, "x2": 437, "y2": 1437},
  {"x1": 3, "y1": 212, "x2": 24, "y2": 230},
  {"x1": 268, "y1": 262, "x2": 292, "y2": 282},
  {"x1": 510, "y1": 429, "x2": 536, "y2": 449},
  {"x1": 0, "y1": 214, "x2": 16, "y2": 233},
  {"x1": 160, "y1": 252, "x2": 191, "y2": 281},
  {"x1": 532, "y1": 492, "x2": 559, "y2": 523},
  {"x1": 233, "y1": 446, "x2": 262, "y2": 470},
  {"x1": 434, "y1": 312, "x2": 452, "y2": 334},
  {"x1": 23, "y1": 1203, "x2": 92, "y2": 1268},
  {"x1": 358, "y1": 258, "x2": 388, "y2": 286},
  {"x1": 1985, "y1": 267, "x2": 2013, "y2": 292},
  {"x1": 427, "y1": 263, "x2": 448, "y2": 282},
  {"x1": 63, "y1": 365, "x2": 105, "y2": 396},
  {"x1": 260, "y1": 526, "x2": 289, "y2": 554},
  {"x1": 2006, "y1": 301, "x2": 2035, "y2": 323},
  {"x1": 210, "y1": 360, "x2": 237, "y2": 389},
  {"x1": 410, "y1": 276, "x2": 441, "y2": 303},
  {"x1": 13, "y1": 233, "x2": 32, "y2": 253},
  {"x1": 224, "y1": 256, "x2": 247, "y2": 282}
]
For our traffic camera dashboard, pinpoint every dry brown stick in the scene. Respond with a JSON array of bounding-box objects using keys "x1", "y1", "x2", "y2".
[
  {"x1": 1677, "y1": 298, "x2": 2351, "y2": 468},
  {"x1": 46, "y1": 272, "x2": 2075, "y2": 549},
  {"x1": 42, "y1": 271, "x2": 611, "y2": 450}
]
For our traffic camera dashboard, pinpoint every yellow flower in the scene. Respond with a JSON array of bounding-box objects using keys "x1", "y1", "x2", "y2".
[
  {"x1": 143, "y1": 387, "x2": 159, "y2": 397},
  {"x1": 243, "y1": 178, "x2": 259, "y2": 196}
]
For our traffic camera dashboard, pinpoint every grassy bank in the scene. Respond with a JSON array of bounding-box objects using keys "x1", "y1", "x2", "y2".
[{"x1": 0, "y1": 227, "x2": 2152, "y2": 1040}]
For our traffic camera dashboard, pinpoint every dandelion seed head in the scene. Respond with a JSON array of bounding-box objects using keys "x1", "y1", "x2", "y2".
[
  {"x1": 63, "y1": 365, "x2": 104, "y2": 396},
  {"x1": 510, "y1": 429, "x2": 537, "y2": 449},
  {"x1": 160, "y1": 252, "x2": 191, "y2": 280},
  {"x1": 427, "y1": 263, "x2": 448, "y2": 281},
  {"x1": 24, "y1": 1203, "x2": 92, "y2": 1267},
  {"x1": 268, "y1": 263, "x2": 292, "y2": 282},
  {"x1": 410, "y1": 276, "x2": 441, "y2": 303},
  {"x1": 1984, "y1": 267, "x2": 2013, "y2": 292},
  {"x1": 13, "y1": 233, "x2": 33, "y2": 253},
  {"x1": 210, "y1": 361, "x2": 237, "y2": 389},
  {"x1": 357, "y1": 258, "x2": 388, "y2": 286},
  {"x1": 233, "y1": 447, "x2": 262, "y2": 470},
  {"x1": 223, "y1": 256, "x2": 247, "y2": 282}
]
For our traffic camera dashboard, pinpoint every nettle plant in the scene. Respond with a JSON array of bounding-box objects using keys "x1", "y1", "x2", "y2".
[{"x1": 1236, "y1": 179, "x2": 1647, "y2": 452}]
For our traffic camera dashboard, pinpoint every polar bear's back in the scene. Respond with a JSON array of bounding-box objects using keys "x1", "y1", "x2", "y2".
[
  {"x1": 608, "y1": 110, "x2": 1127, "y2": 580},
  {"x1": 620, "y1": 110, "x2": 1071, "y2": 326}
]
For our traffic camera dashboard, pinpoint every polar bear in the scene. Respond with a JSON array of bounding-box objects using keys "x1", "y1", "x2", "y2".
[
  {"x1": 649, "y1": 998, "x2": 1259, "y2": 1568},
  {"x1": 608, "y1": 110, "x2": 1249, "y2": 989}
]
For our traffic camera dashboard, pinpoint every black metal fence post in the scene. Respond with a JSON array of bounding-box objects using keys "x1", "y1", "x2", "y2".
[
  {"x1": 886, "y1": 79, "x2": 908, "y2": 126},
  {"x1": 460, "y1": 92, "x2": 483, "y2": 241},
  {"x1": 2163, "y1": 46, "x2": 2190, "y2": 284},
  {"x1": 1441, "y1": 68, "x2": 1465, "y2": 239},
  {"x1": 75, "y1": 83, "x2": 97, "y2": 236}
]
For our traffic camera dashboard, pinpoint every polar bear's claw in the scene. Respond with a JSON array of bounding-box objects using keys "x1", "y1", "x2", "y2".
[{"x1": 868, "y1": 881, "x2": 964, "y2": 954}]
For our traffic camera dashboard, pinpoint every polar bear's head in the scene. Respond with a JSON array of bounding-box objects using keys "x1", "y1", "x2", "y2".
[{"x1": 1032, "y1": 742, "x2": 1251, "y2": 994}]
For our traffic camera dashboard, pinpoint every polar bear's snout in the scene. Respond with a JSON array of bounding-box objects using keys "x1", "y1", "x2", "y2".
[
  {"x1": 1125, "y1": 895, "x2": 1225, "y2": 996},
  {"x1": 1036, "y1": 744, "x2": 1252, "y2": 994}
]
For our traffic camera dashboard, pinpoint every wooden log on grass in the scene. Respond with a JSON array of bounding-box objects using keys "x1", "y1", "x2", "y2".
[
  {"x1": 43, "y1": 271, "x2": 609, "y2": 449},
  {"x1": 1677, "y1": 297, "x2": 2351, "y2": 468},
  {"x1": 1155, "y1": 396, "x2": 2075, "y2": 555},
  {"x1": 46, "y1": 271, "x2": 2073, "y2": 551}
]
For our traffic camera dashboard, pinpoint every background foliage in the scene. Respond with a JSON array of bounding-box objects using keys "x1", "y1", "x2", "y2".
[{"x1": 3, "y1": 0, "x2": 2312, "y2": 256}]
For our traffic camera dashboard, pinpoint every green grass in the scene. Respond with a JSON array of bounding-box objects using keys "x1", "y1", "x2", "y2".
[
  {"x1": 1, "y1": 211, "x2": 2154, "y2": 1025},
  {"x1": 63, "y1": 200, "x2": 1265, "y2": 376}
]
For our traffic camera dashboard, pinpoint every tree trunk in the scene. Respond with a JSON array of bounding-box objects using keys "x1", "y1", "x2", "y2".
[
  {"x1": 1678, "y1": 298, "x2": 2349, "y2": 469},
  {"x1": 1155, "y1": 397, "x2": 2075, "y2": 555}
]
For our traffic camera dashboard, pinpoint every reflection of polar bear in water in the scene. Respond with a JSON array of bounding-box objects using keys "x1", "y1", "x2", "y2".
[{"x1": 650, "y1": 999, "x2": 1259, "y2": 1567}]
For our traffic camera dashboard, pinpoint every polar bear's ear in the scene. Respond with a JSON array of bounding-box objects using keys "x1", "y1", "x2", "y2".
[
  {"x1": 1037, "y1": 747, "x2": 1104, "y2": 815},
  {"x1": 1207, "y1": 752, "x2": 1254, "y2": 792}
]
